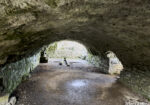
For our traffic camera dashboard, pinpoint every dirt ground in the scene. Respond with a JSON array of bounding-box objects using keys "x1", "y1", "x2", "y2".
[{"x1": 14, "y1": 59, "x2": 149, "y2": 105}]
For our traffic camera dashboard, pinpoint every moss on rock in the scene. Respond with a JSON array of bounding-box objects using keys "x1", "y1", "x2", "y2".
[{"x1": 45, "y1": 0, "x2": 60, "y2": 8}]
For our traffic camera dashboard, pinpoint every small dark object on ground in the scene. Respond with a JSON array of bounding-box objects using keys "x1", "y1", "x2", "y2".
[{"x1": 59, "y1": 62, "x2": 62, "y2": 65}]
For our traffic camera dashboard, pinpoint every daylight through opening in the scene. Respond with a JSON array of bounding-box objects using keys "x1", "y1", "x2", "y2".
[{"x1": 39, "y1": 40, "x2": 124, "y2": 75}]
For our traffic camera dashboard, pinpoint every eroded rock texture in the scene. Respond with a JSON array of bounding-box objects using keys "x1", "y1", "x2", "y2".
[
  {"x1": 0, "y1": 0, "x2": 150, "y2": 100},
  {"x1": 0, "y1": 52, "x2": 40, "y2": 93},
  {"x1": 120, "y1": 69, "x2": 150, "y2": 100},
  {"x1": 0, "y1": 0, "x2": 149, "y2": 68}
]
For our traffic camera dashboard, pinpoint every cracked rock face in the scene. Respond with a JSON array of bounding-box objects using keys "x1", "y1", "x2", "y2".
[{"x1": 0, "y1": 0, "x2": 150, "y2": 69}]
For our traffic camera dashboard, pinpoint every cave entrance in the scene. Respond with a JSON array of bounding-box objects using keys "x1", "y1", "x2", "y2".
[
  {"x1": 13, "y1": 41, "x2": 133, "y2": 105},
  {"x1": 14, "y1": 41, "x2": 132, "y2": 105},
  {"x1": 45, "y1": 40, "x2": 93, "y2": 70},
  {"x1": 47, "y1": 40, "x2": 88, "y2": 59},
  {"x1": 40, "y1": 40, "x2": 124, "y2": 74}
]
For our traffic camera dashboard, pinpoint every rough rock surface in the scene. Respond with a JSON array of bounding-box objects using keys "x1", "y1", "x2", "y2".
[
  {"x1": 106, "y1": 51, "x2": 123, "y2": 75},
  {"x1": 0, "y1": 0, "x2": 149, "y2": 69},
  {"x1": 0, "y1": 0, "x2": 150, "y2": 101},
  {"x1": 86, "y1": 53, "x2": 109, "y2": 73},
  {"x1": 0, "y1": 52, "x2": 40, "y2": 93},
  {"x1": 120, "y1": 69, "x2": 150, "y2": 100}
]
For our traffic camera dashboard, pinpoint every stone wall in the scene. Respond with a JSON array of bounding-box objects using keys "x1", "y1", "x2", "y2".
[{"x1": 0, "y1": 52, "x2": 40, "y2": 93}]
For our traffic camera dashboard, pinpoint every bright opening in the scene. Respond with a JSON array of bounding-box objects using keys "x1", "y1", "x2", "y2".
[
  {"x1": 45, "y1": 40, "x2": 90, "y2": 68},
  {"x1": 40, "y1": 40, "x2": 124, "y2": 75},
  {"x1": 46, "y1": 40, "x2": 88, "y2": 59}
]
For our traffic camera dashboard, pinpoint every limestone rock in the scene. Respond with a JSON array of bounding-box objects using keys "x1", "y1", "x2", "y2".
[
  {"x1": 0, "y1": 0, "x2": 150, "y2": 101},
  {"x1": 6, "y1": 97, "x2": 16, "y2": 105},
  {"x1": 106, "y1": 51, "x2": 123, "y2": 75},
  {"x1": 0, "y1": 0, "x2": 149, "y2": 69},
  {"x1": 0, "y1": 53, "x2": 40, "y2": 93}
]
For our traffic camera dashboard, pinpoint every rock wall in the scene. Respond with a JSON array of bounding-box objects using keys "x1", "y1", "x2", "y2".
[
  {"x1": 0, "y1": 0, "x2": 149, "y2": 101},
  {"x1": 0, "y1": 52, "x2": 40, "y2": 93},
  {"x1": 0, "y1": 0, "x2": 150, "y2": 69},
  {"x1": 120, "y1": 68, "x2": 150, "y2": 100},
  {"x1": 86, "y1": 53, "x2": 109, "y2": 73}
]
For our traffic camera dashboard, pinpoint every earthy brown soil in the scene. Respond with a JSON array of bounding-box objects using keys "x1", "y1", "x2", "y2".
[{"x1": 14, "y1": 59, "x2": 145, "y2": 105}]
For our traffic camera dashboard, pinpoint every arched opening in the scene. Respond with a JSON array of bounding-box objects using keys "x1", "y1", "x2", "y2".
[
  {"x1": 47, "y1": 40, "x2": 88, "y2": 59},
  {"x1": 10, "y1": 40, "x2": 144, "y2": 105},
  {"x1": 39, "y1": 40, "x2": 124, "y2": 75},
  {"x1": 0, "y1": 0, "x2": 150, "y2": 104},
  {"x1": 1, "y1": 39, "x2": 149, "y2": 105},
  {"x1": 46, "y1": 40, "x2": 89, "y2": 67}
]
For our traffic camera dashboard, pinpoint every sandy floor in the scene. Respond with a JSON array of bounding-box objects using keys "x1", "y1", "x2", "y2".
[{"x1": 14, "y1": 59, "x2": 149, "y2": 105}]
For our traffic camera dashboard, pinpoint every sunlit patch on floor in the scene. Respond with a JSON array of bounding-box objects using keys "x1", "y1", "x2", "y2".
[{"x1": 70, "y1": 79, "x2": 88, "y2": 88}]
